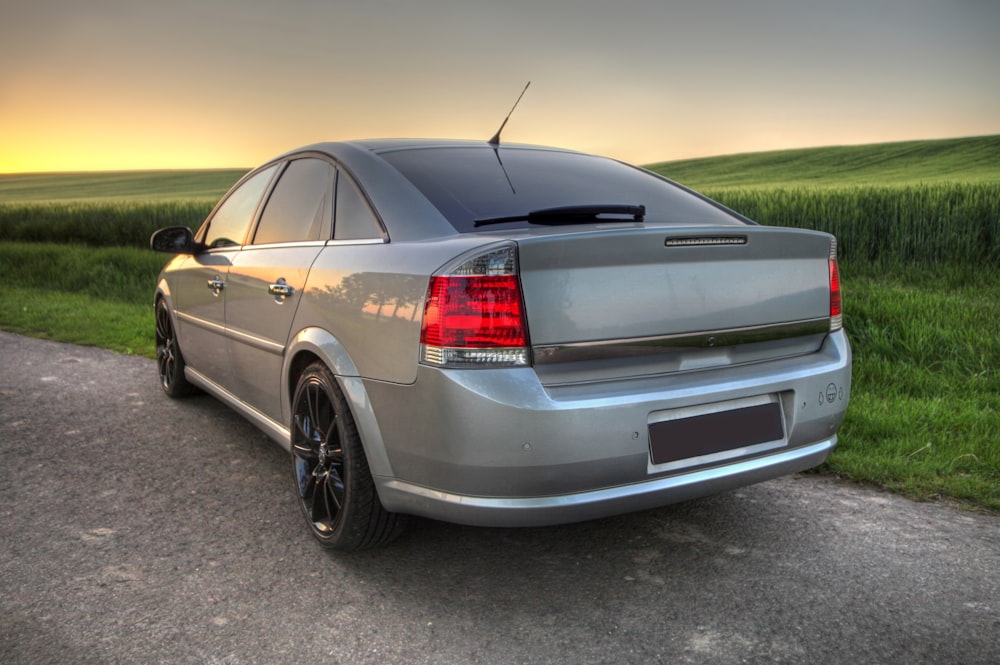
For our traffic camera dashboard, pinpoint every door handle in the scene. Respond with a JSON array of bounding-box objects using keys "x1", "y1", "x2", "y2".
[
  {"x1": 268, "y1": 279, "x2": 295, "y2": 302},
  {"x1": 206, "y1": 276, "x2": 225, "y2": 296}
]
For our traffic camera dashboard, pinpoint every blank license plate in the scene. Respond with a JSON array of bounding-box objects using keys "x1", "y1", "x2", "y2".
[{"x1": 649, "y1": 402, "x2": 784, "y2": 466}]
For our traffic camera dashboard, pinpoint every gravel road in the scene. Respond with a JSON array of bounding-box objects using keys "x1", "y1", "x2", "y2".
[{"x1": 1, "y1": 331, "x2": 997, "y2": 664}]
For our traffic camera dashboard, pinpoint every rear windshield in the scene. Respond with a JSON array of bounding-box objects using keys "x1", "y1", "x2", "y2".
[{"x1": 377, "y1": 146, "x2": 743, "y2": 232}]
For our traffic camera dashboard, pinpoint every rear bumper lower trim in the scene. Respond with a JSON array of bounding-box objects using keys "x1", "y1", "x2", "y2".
[{"x1": 375, "y1": 436, "x2": 836, "y2": 527}]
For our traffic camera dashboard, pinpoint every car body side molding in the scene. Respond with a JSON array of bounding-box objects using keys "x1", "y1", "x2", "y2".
[{"x1": 184, "y1": 366, "x2": 290, "y2": 449}]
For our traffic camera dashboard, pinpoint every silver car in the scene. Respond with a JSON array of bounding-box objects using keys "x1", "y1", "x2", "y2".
[{"x1": 151, "y1": 139, "x2": 851, "y2": 550}]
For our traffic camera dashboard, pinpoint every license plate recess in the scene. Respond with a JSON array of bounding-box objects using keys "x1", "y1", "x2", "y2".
[{"x1": 649, "y1": 398, "x2": 784, "y2": 467}]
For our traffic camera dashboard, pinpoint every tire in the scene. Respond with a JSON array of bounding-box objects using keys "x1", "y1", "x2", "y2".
[
  {"x1": 155, "y1": 299, "x2": 197, "y2": 398},
  {"x1": 290, "y1": 362, "x2": 405, "y2": 551}
]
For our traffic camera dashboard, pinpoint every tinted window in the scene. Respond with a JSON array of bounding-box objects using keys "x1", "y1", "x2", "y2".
[
  {"x1": 379, "y1": 147, "x2": 741, "y2": 232},
  {"x1": 203, "y1": 165, "x2": 278, "y2": 248},
  {"x1": 254, "y1": 158, "x2": 334, "y2": 245},
  {"x1": 334, "y1": 171, "x2": 382, "y2": 240}
]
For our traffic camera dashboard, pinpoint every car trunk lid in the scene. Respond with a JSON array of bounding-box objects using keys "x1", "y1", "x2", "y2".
[{"x1": 515, "y1": 225, "x2": 835, "y2": 385}]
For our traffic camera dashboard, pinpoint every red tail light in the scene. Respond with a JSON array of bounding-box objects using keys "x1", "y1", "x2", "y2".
[
  {"x1": 421, "y1": 275, "x2": 527, "y2": 347},
  {"x1": 420, "y1": 245, "x2": 529, "y2": 367},
  {"x1": 829, "y1": 240, "x2": 842, "y2": 331}
]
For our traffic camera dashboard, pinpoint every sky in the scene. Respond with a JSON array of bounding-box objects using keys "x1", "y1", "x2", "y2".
[{"x1": 2, "y1": 0, "x2": 998, "y2": 172}]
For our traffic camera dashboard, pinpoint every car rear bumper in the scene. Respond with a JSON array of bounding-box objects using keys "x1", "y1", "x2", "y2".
[
  {"x1": 365, "y1": 329, "x2": 851, "y2": 526},
  {"x1": 376, "y1": 436, "x2": 835, "y2": 527}
]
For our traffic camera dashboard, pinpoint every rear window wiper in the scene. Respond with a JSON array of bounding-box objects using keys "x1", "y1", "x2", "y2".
[{"x1": 474, "y1": 204, "x2": 646, "y2": 227}]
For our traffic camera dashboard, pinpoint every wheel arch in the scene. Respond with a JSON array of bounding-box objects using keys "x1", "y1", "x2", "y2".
[
  {"x1": 153, "y1": 282, "x2": 199, "y2": 398},
  {"x1": 153, "y1": 279, "x2": 171, "y2": 313},
  {"x1": 283, "y1": 327, "x2": 395, "y2": 479},
  {"x1": 153, "y1": 283, "x2": 184, "y2": 353}
]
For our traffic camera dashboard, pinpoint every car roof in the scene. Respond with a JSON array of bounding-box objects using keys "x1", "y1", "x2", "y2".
[
  {"x1": 350, "y1": 138, "x2": 580, "y2": 154},
  {"x1": 278, "y1": 138, "x2": 581, "y2": 163}
]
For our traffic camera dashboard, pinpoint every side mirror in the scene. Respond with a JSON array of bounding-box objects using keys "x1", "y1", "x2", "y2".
[{"x1": 150, "y1": 226, "x2": 200, "y2": 254}]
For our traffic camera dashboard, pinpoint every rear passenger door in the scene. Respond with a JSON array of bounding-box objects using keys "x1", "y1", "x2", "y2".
[{"x1": 225, "y1": 157, "x2": 334, "y2": 423}]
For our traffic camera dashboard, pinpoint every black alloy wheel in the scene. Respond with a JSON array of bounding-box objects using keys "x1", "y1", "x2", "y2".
[
  {"x1": 290, "y1": 362, "x2": 404, "y2": 551},
  {"x1": 155, "y1": 299, "x2": 195, "y2": 398}
]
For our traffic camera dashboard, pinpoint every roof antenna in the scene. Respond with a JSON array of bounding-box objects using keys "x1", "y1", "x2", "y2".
[{"x1": 488, "y1": 81, "x2": 531, "y2": 146}]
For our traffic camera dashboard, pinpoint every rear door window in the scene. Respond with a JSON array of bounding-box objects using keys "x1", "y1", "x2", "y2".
[
  {"x1": 253, "y1": 158, "x2": 334, "y2": 245},
  {"x1": 334, "y1": 170, "x2": 383, "y2": 241}
]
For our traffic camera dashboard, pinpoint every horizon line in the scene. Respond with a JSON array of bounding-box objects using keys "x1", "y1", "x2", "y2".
[{"x1": 2, "y1": 132, "x2": 997, "y2": 177}]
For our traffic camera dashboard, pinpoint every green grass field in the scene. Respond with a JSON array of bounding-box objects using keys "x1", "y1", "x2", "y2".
[
  {"x1": 0, "y1": 169, "x2": 246, "y2": 203},
  {"x1": 647, "y1": 134, "x2": 1000, "y2": 189},
  {"x1": 0, "y1": 135, "x2": 997, "y2": 510}
]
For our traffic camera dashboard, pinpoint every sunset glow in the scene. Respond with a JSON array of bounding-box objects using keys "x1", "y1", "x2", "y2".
[{"x1": 3, "y1": 0, "x2": 998, "y2": 173}]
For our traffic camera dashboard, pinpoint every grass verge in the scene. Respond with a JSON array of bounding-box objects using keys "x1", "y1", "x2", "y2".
[
  {"x1": 0, "y1": 243, "x2": 165, "y2": 356},
  {"x1": 0, "y1": 287, "x2": 155, "y2": 357},
  {"x1": 831, "y1": 263, "x2": 999, "y2": 511}
]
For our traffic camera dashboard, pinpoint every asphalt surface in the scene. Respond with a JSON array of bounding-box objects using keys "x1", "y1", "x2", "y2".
[{"x1": 1, "y1": 330, "x2": 998, "y2": 665}]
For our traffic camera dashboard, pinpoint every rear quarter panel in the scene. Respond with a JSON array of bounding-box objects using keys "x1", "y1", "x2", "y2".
[{"x1": 291, "y1": 236, "x2": 497, "y2": 384}]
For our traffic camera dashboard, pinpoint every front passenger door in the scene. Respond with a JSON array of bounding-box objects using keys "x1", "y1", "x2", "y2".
[{"x1": 172, "y1": 165, "x2": 278, "y2": 388}]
